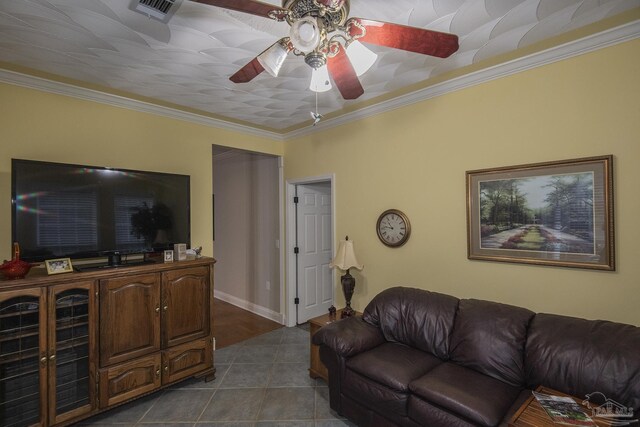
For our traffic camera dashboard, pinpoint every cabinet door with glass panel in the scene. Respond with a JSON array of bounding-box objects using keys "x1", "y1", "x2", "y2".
[
  {"x1": 0, "y1": 288, "x2": 47, "y2": 427},
  {"x1": 47, "y1": 282, "x2": 97, "y2": 425},
  {"x1": 0, "y1": 282, "x2": 97, "y2": 427}
]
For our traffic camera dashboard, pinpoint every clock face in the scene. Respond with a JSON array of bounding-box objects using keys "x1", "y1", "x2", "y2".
[{"x1": 376, "y1": 209, "x2": 411, "y2": 247}]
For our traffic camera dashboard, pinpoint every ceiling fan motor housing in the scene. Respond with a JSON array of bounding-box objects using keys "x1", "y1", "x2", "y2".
[
  {"x1": 305, "y1": 51, "x2": 327, "y2": 69},
  {"x1": 283, "y1": 0, "x2": 349, "y2": 30}
]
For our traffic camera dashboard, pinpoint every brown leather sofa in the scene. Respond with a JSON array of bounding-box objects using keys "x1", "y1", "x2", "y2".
[{"x1": 312, "y1": 287, "x2": 640, "y2": 427}]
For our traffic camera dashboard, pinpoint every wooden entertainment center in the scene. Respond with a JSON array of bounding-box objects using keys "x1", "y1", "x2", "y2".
[{"x1": 0, "y1": 257, "x2": 216, "y2": 427}]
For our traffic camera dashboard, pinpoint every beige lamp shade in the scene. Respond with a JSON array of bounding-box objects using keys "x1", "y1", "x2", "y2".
[{"x1": 330, "y1": 238, "x2": 363, "y2": 271}]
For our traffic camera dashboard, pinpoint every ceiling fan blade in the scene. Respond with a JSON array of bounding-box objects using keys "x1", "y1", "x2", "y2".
[
  {"x1": 230, "y1": 57, "x2": 264, "y2": 83},
  {"x1": 193, "y1": 0, "x2": 287, "y2": 19},
  {"x1": 347, "y1": 18, "x2": 459, "y2": 58},
  {"x1": 230, "y1": 38, "x2": 293, "y2": 83},
  {"x1": 327, "y1": 46, "x2": 364, "y2": 100}
]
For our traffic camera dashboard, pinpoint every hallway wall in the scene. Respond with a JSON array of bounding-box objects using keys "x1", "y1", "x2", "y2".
[{"x1": 213, "y1": 149, "x2": 281, "y2": 320}]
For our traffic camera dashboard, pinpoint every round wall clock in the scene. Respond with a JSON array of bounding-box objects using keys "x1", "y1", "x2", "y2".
[{"x1": 376, "y1": 209, "x2": 411, "y2": 247}]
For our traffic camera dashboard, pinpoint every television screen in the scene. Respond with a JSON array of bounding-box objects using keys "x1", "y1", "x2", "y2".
[{"x1": 12, "y1": 159, "x2": 190, "y2": 263}]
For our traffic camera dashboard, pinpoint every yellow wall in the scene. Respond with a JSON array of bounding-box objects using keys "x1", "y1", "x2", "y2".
[
  {"x1": 284, "y1": 39, "x2": 640, "y2": 326},
  {"x1": 1, "y1": 39, "x2": 638, "y2": 326},
  {"x1": 0, "y1": 83, "x2": 283, "y2": 261}
]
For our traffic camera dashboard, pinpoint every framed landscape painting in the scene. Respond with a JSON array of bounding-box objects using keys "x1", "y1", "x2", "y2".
[{"x1": 466, "y1": 155, "x2": 614, "y2": 270}]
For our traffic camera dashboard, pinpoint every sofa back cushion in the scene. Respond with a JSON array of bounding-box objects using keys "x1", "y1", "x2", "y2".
[
  {"x1": 363, "y1": 287, "x2": 459, "y2": 360},
  {"x1": 449, "y1": 299, "x2": 534, "y2": 387},
  {"x1": 525, "y1": 313, "x2": 640, "y2": 413}
]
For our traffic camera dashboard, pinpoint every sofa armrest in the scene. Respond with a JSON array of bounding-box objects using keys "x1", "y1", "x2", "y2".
[{"x1": 312, "y1": 316, "x2": 386, "y2": 357}]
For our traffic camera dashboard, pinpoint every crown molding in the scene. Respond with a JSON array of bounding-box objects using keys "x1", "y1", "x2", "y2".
[
  {"x1": 284, "y1": 20, "x2": 640, "y2": 139},
  {"x1": 0, "y1": 70, "x2": 286, "y2": 141},
  {"x1": 1, "y1": 20, "x2": 637, "y2": 143}
]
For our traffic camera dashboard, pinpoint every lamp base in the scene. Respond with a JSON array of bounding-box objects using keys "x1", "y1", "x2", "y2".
[
  {"x1": 341, "y1": 305, "x2": 355, "y2": 318},
  {"x1": 340, "y1": 269, "x2": 356, "y2": 318}
]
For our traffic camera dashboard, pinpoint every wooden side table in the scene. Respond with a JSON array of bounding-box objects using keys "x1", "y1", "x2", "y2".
[
  {"x1": 309, "y1": 309, "x2": 360, "y2": 382},
  {"x1": 509, "y1": 386, "x2": 615, "y2": 426}
]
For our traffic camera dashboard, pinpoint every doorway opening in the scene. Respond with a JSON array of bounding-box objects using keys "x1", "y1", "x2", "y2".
[
  {"x1": 286, "y1": 175, "x2": 335, "y2": 326},
  {"x1": 212, "y1": 145, "x2": 284, "y2": 324}
]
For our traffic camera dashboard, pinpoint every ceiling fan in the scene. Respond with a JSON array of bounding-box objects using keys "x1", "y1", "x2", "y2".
[{"x1": 195, "y1": 0, "x2": 459, "y2": 100}]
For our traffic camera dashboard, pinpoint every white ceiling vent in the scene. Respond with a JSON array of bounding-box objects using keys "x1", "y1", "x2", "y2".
[{"x1": 130, "y1": 0, "x2": 183, "y2": 23}]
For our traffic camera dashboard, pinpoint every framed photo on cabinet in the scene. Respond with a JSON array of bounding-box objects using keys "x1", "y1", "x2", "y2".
[
  {"x1": 45, "y1": 258, "x2": 74, "y2": 275},
  {"x1": 466, "y1": 155, "x2": 614, "y2": 270}
]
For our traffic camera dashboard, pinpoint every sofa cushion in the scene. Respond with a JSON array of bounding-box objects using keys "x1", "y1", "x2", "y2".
[
  {"x1": 344, "y1": 367, "x2": 410, "y2": 417},
  {"x1": 363, "y1": 286, "x2": 459, "y2": 359},
  {"x1": 346, "y1": 342, "x2": 442, "y2": 392},
  {"x1": 449, "y1": 299, "x2": 534, "y2": 387},
  {"x1": 407, "y1": 395, "x2": 480, "y2": 427},
  {"x1": 525, "y1": 313, "x2": 640, "y2": 413},
  {"x1": 410, "y1": 362, "x2": 523, "y2": 427}
]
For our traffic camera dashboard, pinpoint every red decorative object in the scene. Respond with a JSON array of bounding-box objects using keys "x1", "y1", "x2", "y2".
[{"x1": 0, "y1": 242, "x2": 33, "y2": 280}]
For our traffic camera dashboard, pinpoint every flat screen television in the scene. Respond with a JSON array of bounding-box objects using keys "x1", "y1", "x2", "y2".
[{"x1": 12, "y1": 159, "x2": 190, "y2": 266}]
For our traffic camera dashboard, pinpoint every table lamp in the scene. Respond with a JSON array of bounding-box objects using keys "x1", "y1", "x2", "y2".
[{"x1": 330, "y1": 236, "x2": 363, "y2": 318}]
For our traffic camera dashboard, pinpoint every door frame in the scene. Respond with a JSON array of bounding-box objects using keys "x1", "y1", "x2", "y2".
[{"x1": 285, "y1": 174, "x2": 336, "y2": 327}]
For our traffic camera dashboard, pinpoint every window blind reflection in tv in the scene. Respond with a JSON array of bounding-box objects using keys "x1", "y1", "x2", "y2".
[{"x1": 12, "y1": 159, "x2": 190, "y2": 262}]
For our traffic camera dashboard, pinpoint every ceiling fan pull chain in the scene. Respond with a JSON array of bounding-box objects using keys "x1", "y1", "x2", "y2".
[{"x1": 311, "y1": 91, "x2": 323, "y2": 126}]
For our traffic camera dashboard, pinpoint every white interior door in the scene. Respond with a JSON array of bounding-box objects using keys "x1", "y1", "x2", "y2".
[{"x1": 296, "y1": 182, "x2": 333, "y2": 323}]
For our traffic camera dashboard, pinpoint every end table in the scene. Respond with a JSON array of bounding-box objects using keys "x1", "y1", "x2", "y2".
[
  {"x1": 308, "y1": 309, "x2": 360, "y2": 382},
  {"x1": 509, "y1": 386, "x2": 615, "y2": 426}
]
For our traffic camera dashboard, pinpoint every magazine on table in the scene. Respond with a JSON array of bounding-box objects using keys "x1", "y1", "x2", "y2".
[{"x1": 532, "y1": 391, "x2": 596, "y2": 426}]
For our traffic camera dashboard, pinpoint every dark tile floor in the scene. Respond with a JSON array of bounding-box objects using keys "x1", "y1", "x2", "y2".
[{"x1": 79, "y1": 327, "x2": 355, "y2": 427}]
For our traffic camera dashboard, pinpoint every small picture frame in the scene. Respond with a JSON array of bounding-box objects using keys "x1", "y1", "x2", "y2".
[
  {"x1": 163, "y1": 250, "x2": 174, "y2": 263},
  {"x1": 45, "y1": 258, "x2": 73, "y2": 275},
  {"x1": 174, "y1": 243, "x2": 187, "y2": 261}
]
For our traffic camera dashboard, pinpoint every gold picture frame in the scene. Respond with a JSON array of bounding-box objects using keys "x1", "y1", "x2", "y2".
[
  {"x1": 45, "y1": 258, "x2": 74, "y2": 275},
  {"x1": 466, "y1": 155, "x2": 614, "y2": 270}
]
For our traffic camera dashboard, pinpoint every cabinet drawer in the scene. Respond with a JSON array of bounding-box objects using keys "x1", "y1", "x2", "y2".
[
  {"x1": 162, "y1": 339, "x2": 212, "y2": 385},
  {"x1": 99, "y1": 353, "x2": 161, "y2": 408}
]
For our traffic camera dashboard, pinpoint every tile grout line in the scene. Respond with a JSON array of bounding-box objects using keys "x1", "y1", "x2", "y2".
[
  {"x1": 193, "y1": 387, "x2": 218, "y2": 424},
  {"x1": 96, "y1": 328, "x2": 347, "y2": 426}
]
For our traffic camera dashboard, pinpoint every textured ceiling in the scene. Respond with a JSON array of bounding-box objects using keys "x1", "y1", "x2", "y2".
[{"x1": 0, "y1": 0, "x2": 638, "y2": 132}]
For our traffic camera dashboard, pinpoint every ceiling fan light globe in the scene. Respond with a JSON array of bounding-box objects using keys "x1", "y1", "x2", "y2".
[
  {"x1": 346, "y1": 41, "x2": 377, "y2": 76},
  {"x1": 298, "y1": 22, "x2": 315, "y2": 42},
  {"x1": 257, "y1": 42, "x2": 288, "y2": 77},
  {"x1": 310, "y1": 65, "x2": 332, "y2": 92},
  {"x1": 290, "y1": 16, "x2": 320, "y2": 53}
]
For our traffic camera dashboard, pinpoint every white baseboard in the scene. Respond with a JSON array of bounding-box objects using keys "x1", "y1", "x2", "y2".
[{"x1": 214, "y1": 290, "x2": 285, "y2": 325}]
